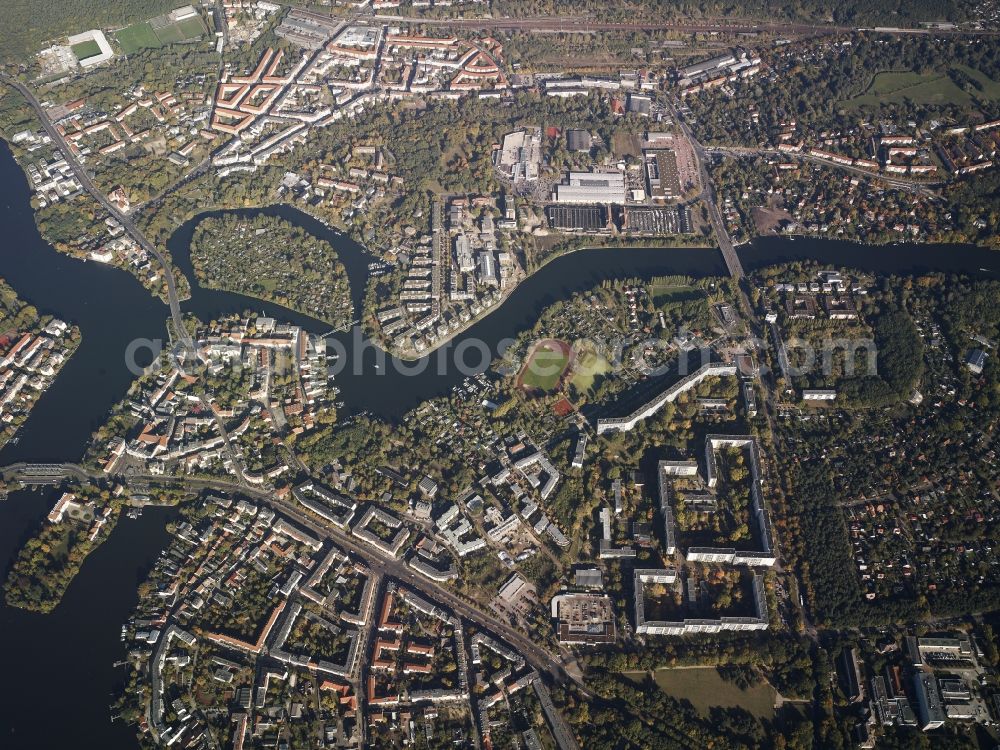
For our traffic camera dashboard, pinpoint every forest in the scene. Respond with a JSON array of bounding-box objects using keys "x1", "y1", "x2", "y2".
[
  {"x1": 493, "y1": 0, "x2": 967, "y2": 26},
  {"x1": 0, "y1": 0, "x2": 181, "y2": 61}
]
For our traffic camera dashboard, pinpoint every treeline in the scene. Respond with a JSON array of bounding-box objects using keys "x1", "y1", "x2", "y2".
[
  {"x1": 493, "y1": 0, "x2": 964, "y2": 26},
  {"x1": 948, "y1": 169, "x2": 1000, "y2": 248},
  {"x1": 585, "y1": 631, "x2": 817, "y2": 699},
  {"x1": 556, "y1": 672, "x2": 815, "y2": 750},
  {"x1": 0, "y1": 277, "x2": 40, "y2": 334}
]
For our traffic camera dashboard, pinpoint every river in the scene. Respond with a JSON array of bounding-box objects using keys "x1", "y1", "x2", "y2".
[{"x1": 0, "y1": 139, "x2": 997, "y2": 748}]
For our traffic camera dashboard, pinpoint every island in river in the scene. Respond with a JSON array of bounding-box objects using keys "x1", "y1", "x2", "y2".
[
  {"x1": 4, "y1": 130, "x2": 1000, "y2": 747},
  {"x1": 189, "y1": 213, "x2": 353, "y2": 331}
]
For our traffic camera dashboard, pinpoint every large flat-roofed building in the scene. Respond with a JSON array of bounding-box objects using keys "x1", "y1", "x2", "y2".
[
  {"x1": 554, "y1": 171, "x2": 627, "y2": 204},
  {"x1": 644, "y1": 149, "x2": 682, "y2": 201},
  {"x1": 624, "y1": 205, "x2": 689, "y2": 234},
  {"x1": 913, "y1": 672, "x2": 946, "y2": 731},
  {"x1": 551, "y1": 593, "x2": 616, "y2": 645},
  {"x1": 496, "y1": 129, "x2": 542, "y2": 183},
  {"x1": 596, "y1": 362, "x2": 737, "y2": 434},
  {"x1": 545, "y1": 204, "x2": 608, "y2": 232},
  {"x1": 633, "y1": 569, "x2": 768, "y2": 636}
]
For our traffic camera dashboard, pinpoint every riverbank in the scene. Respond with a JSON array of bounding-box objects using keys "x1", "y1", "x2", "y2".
[
  {"x1": 377, "y1": 238, "x2": 716, "y2": 362},
  {"x1": 5, "y1": 128, "x2": 1000, "y2": 747}
]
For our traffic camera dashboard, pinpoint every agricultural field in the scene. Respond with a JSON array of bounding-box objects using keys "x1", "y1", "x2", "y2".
[
  {"x1": 518, "y1": 339, "x2": 572, "y2": 392},
  {"x1": 71, "y1": 40, "x2": 101, "y2": 61}
]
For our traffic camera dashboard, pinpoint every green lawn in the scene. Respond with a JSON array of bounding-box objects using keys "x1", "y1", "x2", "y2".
[
  {"x1": 117, "y1": 14, "x2": 206, "y2": 52},
  {"x1": 71, "y1": 40, "x2": 102, "y2": 60},
  {"x1": 627, "y1": 667, "x2": 777, "y2": 720},
  {"x1": 520, "y1": 340, "x2": 571, "y2": 392},
  {"x1": 175, "y1": 16, "x2": 208, "y2": 40},
  {"x1": 649, "y1": 283, "x2": 700, "y2": 306},
  {"x1": 842, "y1": 66, "x2": 1000, "y2": 109},
  {"x1": 845, "y1": 70, "x2": 970, "y2": 108},
  {"x1": 571, "y1": 347, "x2": 612, "y2": 393},
  {"x1": 153, "y1": 16, "x2": 207, "y2": 45},
  {"x1": 115, "y1": 22, "x2": 160, "y2": 53},
  {"x1": 953, "y1": 64, "x2": 1000, "y2": 101}
]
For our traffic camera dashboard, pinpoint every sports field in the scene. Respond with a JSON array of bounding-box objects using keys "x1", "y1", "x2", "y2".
[
  {"x1": 570, "y1": 346, "x2": 612, "y2": 394},
  {"x1": 153, "y1": 16, "x2": 207, "y2": 44},
  {"x1": 71, "y1": 40, "x2": 102, "y2": 61},
  {"x1": 115, "y1": 12, "x2": 206, "y2": 53},
  {"x1": 115, "y1": 22, "x2": 161, "y2": 53},
  {"x1": 518, "y1": 339, "x2": 572, "y2": 392},
  {"x1": 649, "y1": 283, "x2": 701, "y2": 306}
]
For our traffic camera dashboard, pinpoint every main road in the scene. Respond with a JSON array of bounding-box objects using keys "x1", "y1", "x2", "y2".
[
  {"x1": 1, "y1": 76, "x2": 197, "y2": 360},
  {"x1": 1, "y1": 461, "x2": 582, "y2": 694},
  {"x1": 666, "y1": 97, "x2": 745, "y2": 279}
]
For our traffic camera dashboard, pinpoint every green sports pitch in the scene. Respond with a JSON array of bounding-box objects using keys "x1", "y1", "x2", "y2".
[
  {"x1": 115, "y1": 13, "x2": 207, "y2": 53},
  {"x1": 71, "y1": 40, "x2": 102, "y2": 61}
]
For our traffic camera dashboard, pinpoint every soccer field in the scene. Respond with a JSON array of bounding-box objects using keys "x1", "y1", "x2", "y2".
[
  {"x1": 151, "y1": 15, "x2": 207, "y2": 44},
  {"x1": 116, "y1": 13, "x2": 206, "y2": 53},
  {"x1": 115, "y1": 22, "x2": 160, "y2": 53},
  {"x1": 71, "y1": 40, "x2": 101, "y2": 60},
  {"x1": 519, "y1": 340, "x2": 572, "y2": 392}
]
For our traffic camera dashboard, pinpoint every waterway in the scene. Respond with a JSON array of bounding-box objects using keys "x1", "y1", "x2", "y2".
[{"x1": 0, "y1": 137, "x2": 998, "y2": 747}]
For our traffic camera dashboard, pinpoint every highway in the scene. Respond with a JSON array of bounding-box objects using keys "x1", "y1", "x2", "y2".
[{"x1": 0, "y1": 76, "x2": 197, "y2": 362}]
